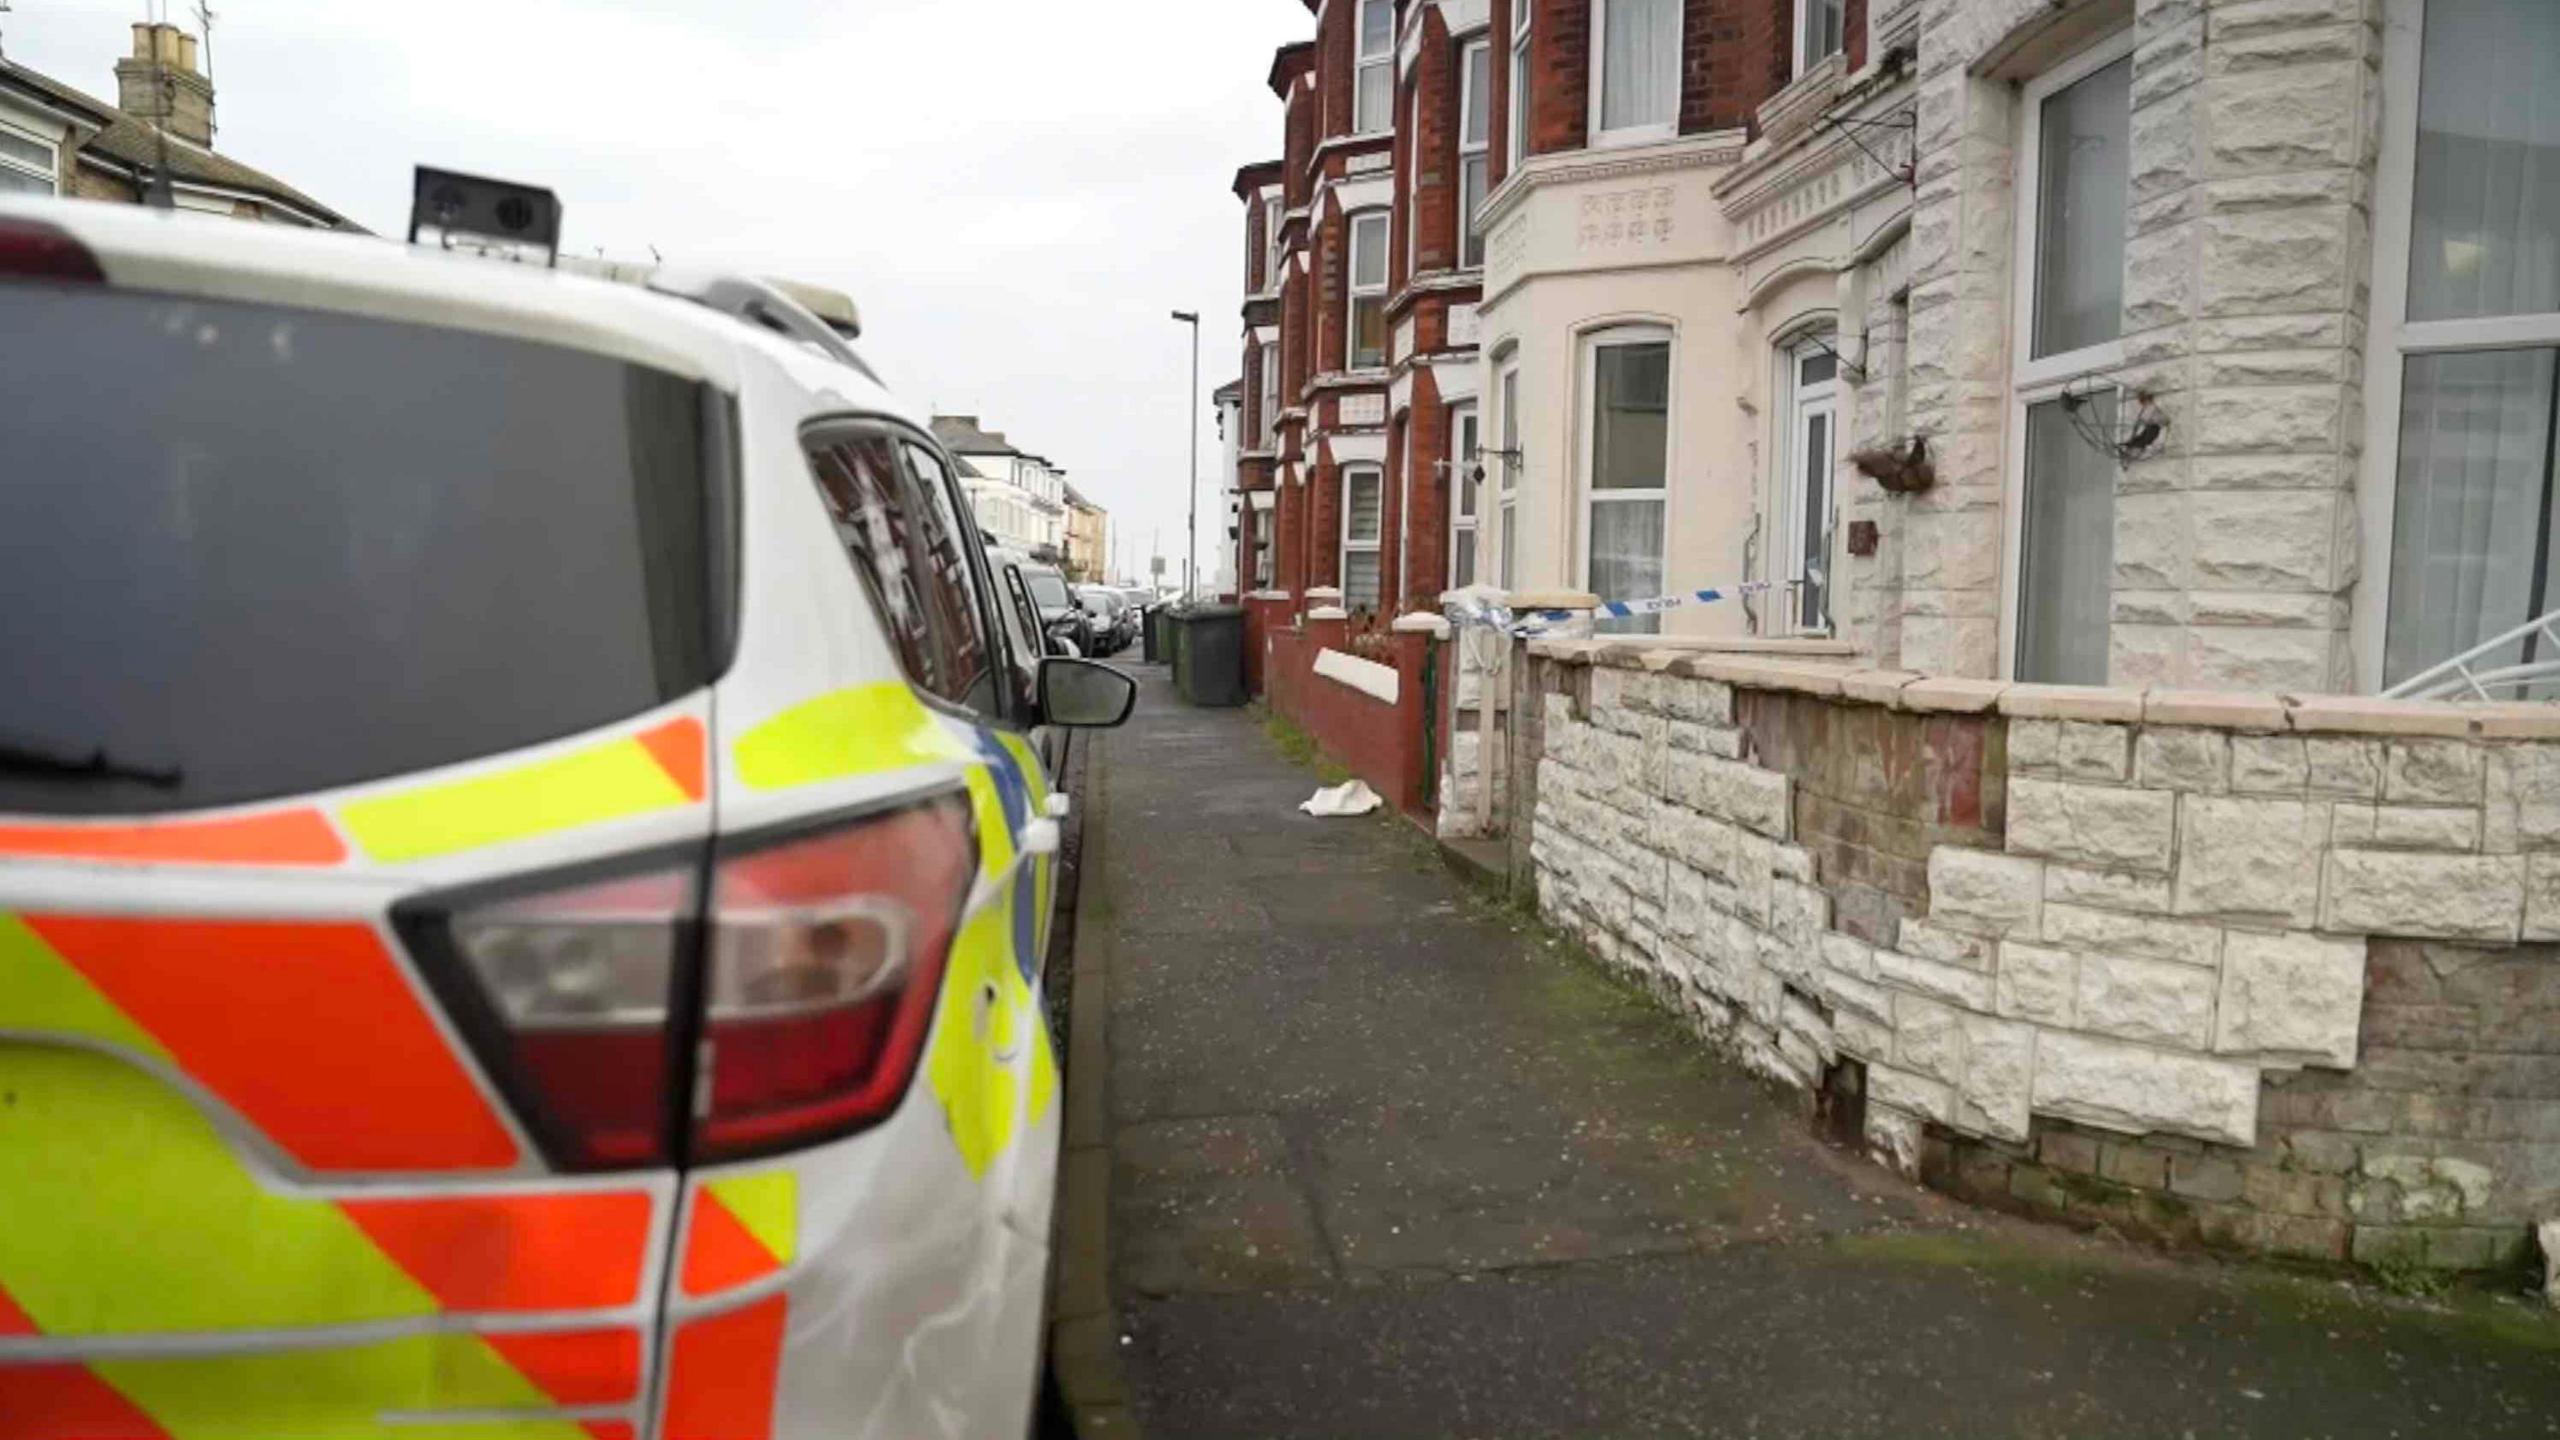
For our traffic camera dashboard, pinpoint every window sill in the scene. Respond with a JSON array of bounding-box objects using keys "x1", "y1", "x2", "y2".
[
  {"x1": 1590, "y1": 123, "x2": 1678, "y2": 151},
  {"x1": 1759, "y1": 52, "x2": 1847, "y2": 144}
]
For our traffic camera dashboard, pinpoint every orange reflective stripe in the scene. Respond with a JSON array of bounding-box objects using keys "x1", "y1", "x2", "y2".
[
  {"x1": 483, "y1": 1329, "x2": 642, "y2": 1407},
  {"x1": 23, "y1": 916, "x2": 519, "y2": 1172},
  {"x1": 634, "y1": 717, "x2": 708, "y2": 802},
  {"x1": 580, "y1": 1425, "x2": 637, "y2": 1440},
  {"x1": 660, "y1": 1296, "x2": 786, "y2": 1440},
  {"x1": 678, "y1": 1192, "x2": 781, "y2": 1297},
  {"x1": 0, "y1": 1284, "x2": 35, "y2": 1335},
  {"x1": 341, "y1": 1193, "x2": 654, "y2": 1312},
  {"x1": 0, "y1": 1364, "x2": 170, "y2": 1439},
  {"x1": 0, "y1": 810, "x2": 344, "y2": 868}
]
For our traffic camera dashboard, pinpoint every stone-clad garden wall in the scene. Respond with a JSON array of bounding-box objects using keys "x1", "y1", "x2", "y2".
[{"x1": 1520, "y1": 639, "x2": 2560, "y2": 1271}]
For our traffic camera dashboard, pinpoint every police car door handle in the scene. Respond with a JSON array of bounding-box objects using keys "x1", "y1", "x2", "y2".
[
  {"x1": 1019, "y1": 817, "x2": 1061, "y2": 857},
  {"x1": 1042, "y1": 794, "x2": 1070, "y2": 819}
]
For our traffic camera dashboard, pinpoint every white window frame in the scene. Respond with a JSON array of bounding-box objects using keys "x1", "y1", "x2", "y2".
[
  {"x1": 1459, "y1": 38, "x2": 1492, "y2": 270},
  {"x1": 1497, "y1": 360, "x2": 1522, "y2": 588},
  {"x1": 1259, "y1": 339, "x2": 1282, "y2": 449},
  {"x1": 2354, "y1": 0, "x2": 2560, "y2": 690},
  {"x1": 1776, "y1": 331, "x2": 1840, "y2": 635},
  {"x1": 1998, "y1": 26, "x2": 2135, "y2": 680},
  {"x1": 1262, "y1": 196, "x2": 1283, "y2": 295},
  {"x1": 1347, "y1": 209, "x2": 1391, "y2": 371},
  {"x1": 1450, "y1": 402, "x2": 1483, "y2": 589},
  {"x1": 1341, "y1": 462, "x2": 1386, "y2": 608},
  {"x1": 1577, "y1": 323, "x2": 1676, "y2": 618},
  {"x1": 1589, "y1": 0, "x2": 1682, "y2": 148},
  {"x1": 1405, "y1": 84, "x2": 1422, "y2": 281},
  {"x1": 0, "y1": 116, "x2": 60, "y2": 195},
  {"x1": 1355, "y1": 0, "x2": 1396, "y2": 135},
  {"x1": 1795, "y1": 0, "x2": 1847, "y2": 78},
  {"x1": 1508, "y1": 0, "x2": 1533, "y2": 172}
]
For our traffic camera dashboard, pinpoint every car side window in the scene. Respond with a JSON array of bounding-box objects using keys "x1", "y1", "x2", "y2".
[
  {"x1": 801, "y1": 428, "x2": 997, "y2": 720},
  {"x1": 899, "y1": 440, "x2": 1026, "y2": 720}
]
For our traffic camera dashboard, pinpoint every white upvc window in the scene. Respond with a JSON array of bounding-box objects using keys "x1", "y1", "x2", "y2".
[
  {"x1": 1262, "y1": 195, "x2": 1282, "y2": 293},
  {"x1": 0, "y1": 119, "x2": 58, "y2": 195},
  {"x1": 1450, "y1": 402, "x2": 1482, "y2": 588},
  {"x1": 2360, "y1": 0, "x2": 2560, "y2": 694},
  {"x1": 1355, "y1": 0, "x2": 1395, "y2": 135},
  {"x1": 1405, "y1": 85, "x2": 1422, "y2": 280},
  {"x1": 1497, "y1": 361, "x2": 1522, "y2": 587},
  {"x1": 1342, "y1": 463, "x2": 1386, "y2": 608},
  {"x1": 1591, "y1": 0, "x2": 1679, "y2": 145},
  {"x1": 1796, "y1": 0, "x2": 1846, "y2": 76},
  {"x1": 1260, "y1": 339, "x2": 1281, "y2": 449},
  {"x1": 1347, "y1": 210, "x2": 1391, "y2": 370},
  {"x1": 1459, "y1": 39, "x2": 1492, "y2": 269},
  {"x1": 1582, "y1": 325, "x2": 1674, "y2": 634},
  {"x1": 2001, "y1": 28, "x2": 2133, "y2": 684},
  {"x1": 1507, "y1": 0, "x2": 1533, "y2": 172},
  {"x1": 1778, "y1": 334, "x2": 1840, "y2": 634}
]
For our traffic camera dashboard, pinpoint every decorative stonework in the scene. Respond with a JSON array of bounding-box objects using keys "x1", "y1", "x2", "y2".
[
  {"x1": 1447, "y1": 303, "x2": 1480, "y2": 348},
  {"x1": 1338, "y1": 393, "x2": 1386, "y2": 427},
  {"x1": 1576, "y1": 187, "x2": 1677, "y2": 253}
]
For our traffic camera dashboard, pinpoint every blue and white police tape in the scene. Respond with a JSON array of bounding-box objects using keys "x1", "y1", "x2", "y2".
[{"x1": 1447, "y1": 581, "x2": 1778, "y2": 635}]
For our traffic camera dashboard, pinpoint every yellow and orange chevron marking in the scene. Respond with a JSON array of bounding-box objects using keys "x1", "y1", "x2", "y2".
[
  {"x1": 0, "y1": 921, "x2": 661, "y2": 1438},
  {"x1": 680, "y1": 1171, "x2": 797, "y2": 1297}
]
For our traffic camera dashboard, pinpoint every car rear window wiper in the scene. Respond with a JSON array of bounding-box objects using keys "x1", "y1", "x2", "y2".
[{"x1": 0, "y1": 736, "x2": 184, "y2": 789}]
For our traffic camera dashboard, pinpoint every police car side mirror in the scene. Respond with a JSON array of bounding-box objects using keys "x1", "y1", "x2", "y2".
[{"x1": 1039, "y1": 658, "x2": 1137, "y2": 729}]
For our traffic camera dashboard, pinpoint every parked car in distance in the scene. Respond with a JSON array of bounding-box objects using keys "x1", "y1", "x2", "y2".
[
  {"x1": 0, "y1": 193, "x2": 1138, "y2": 1440},
  {"x1": 999, "y1": 554, "x2": 1090, "y2": 658},
  {"x1": 1076, "y1": 585, "x2": 1134, "y2": 657}
]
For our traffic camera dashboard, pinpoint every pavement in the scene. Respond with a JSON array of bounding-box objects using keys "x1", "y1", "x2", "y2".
[{"x1": 1065, "y1": 663, "x2": 2560, "y2": 1440}]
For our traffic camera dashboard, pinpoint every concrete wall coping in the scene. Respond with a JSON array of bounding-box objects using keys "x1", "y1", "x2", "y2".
[
  {"x1": 1305, "y1": 586, "x2": 1344, "y2": 602},
  {"x1": 1307, "y1": 605, "x2": 1350, "y2": 621},
  {"x1": 1390, "y1": 611, "x2": 1452, "y2": 636},
  {"x1": 1522, "y1": 641, "x2": 2560, "y2": 738}
]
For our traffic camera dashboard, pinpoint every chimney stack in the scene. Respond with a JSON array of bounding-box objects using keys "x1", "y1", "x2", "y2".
[{"x1": 114, "y1": 22, "x2": 214, "y2": 148}]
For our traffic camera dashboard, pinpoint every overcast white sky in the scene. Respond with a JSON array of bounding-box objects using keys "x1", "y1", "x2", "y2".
[{"x1": 5, "y1": 0, "x2": 1307, "y2": 585}]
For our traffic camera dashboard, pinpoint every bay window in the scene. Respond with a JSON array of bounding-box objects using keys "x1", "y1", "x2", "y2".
[
  {"x1": 1355, "y1": 0, "x2": 1394, "y2": 135},
  {"x1": 2004, "y1": 31, "x2": 2132, "y2": 684},
  {"x1": 2368, "y1": 0, "x2": 2560, "y2": 691},
  {"x1": 1342, "y1": 464, "x2": 1385, "y2": 609},
  {"x1": 1508, "y1": 0, "x2": 1532, "y2": 172},
  {"x1": 1450, "y1": 403, "x2": 1482, "y2": 588},
  {"x1": 1460, "y1": 40, "x2": 1491, "y2": 269},
  {"x1": 1778, "y1": 337, "x2": 1839, "y2": 634},
  {"x1": 1348, "y1": 210, "x2": 1390, "y2": 370},
  {"x1": 1796, "y1": 0, "x2": 1846, "y2": 76},
  {"x1": 1262, "y1": 196, "x2": 1282, "y2": 293},
  {"x1": 1592, "y1": 0, "x2": 1679, "y2": 143},
  {"x1": 1584, "y1": 327, "x2": 1672, "y2": 634}
]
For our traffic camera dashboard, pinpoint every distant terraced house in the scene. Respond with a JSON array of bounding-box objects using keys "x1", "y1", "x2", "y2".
[{"x1": 1, "y1": 21, "x2": 347, "y2": 228}]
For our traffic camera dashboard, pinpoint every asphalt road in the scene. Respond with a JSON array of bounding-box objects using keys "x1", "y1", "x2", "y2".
[{"x1": 1082, "y1": 664, "x2": 2560, "y2": 1439}]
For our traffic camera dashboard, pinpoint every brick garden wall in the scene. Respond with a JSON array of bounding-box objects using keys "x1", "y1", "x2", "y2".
[{"x1": 1517, "y1": 640, "x2": 2560, "y2": 1274}]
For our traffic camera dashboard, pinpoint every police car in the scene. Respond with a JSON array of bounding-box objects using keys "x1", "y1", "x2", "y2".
[{"x1": 0, "y1": 186, "x2": 1126, "y2": 1438}]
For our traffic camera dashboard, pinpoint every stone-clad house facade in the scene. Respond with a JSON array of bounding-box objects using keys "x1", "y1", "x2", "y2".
[{"x1": 1225, "y1": 0, "x2": 2560, "y2": 1277}]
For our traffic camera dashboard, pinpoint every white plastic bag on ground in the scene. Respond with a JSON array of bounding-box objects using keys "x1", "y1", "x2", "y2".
[{"x1": 1299, "y1": 780, "x2": 1382, "y2": 817}]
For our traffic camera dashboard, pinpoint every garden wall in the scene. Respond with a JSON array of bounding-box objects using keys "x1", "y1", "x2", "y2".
[{"x1": 1517, "y1": 640, "x2": 2560, "y2": 1272}]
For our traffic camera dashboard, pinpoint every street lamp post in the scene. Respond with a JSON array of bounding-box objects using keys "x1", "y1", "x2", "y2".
[{"x1": 1171, "y1": 310, "x2": 1200, "y2": 602}]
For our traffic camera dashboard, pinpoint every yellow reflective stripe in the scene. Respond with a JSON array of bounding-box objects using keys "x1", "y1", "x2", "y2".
[
  {"x1": 0, "y1": 914, "x2": 170, "y2": 1062},
  {"x1": 0, "y1": 1046, "x2": 437, "y2": 1336},
  {"x1": 925, "y1": 905, "x2": 1033, "y2": 1181},
  {"x1": 94, "y1": 1334, "x2": 591, "y2": 1440},
  {"x1": 340, "y1": 737, "x2": 691, "y2": 864},
  {"x1": 705, "y1": 1171, "x2": 796, "y2": 1266},
  {"x1": 733, "y1": 683, "x2": 972, "y2": 791}
]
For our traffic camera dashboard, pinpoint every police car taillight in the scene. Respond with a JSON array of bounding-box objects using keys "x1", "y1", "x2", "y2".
[
  {"x1": 413, "y1": 794, "x2": 975, "y2": 1172},
  {"x1": 0, "y1": 218, "x2": 106, "y2": 284},
  {"x1": 444, "y1": 866, "x2": 695, "y2": 1169},
  {"x1": 693, "y1": 795, "x2": 977, "y2": 1162}
]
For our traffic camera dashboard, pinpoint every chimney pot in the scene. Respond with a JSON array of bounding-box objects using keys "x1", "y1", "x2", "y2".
[{"x1": 114, "y1": 22, "x2": 216, "y2": 149}]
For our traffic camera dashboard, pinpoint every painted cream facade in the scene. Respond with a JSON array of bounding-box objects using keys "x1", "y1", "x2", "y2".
[{"x1": 1474, "y1": 134, "x2": 1753, "y2": 635}]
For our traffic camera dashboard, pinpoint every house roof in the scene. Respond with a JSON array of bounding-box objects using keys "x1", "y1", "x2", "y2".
[
  {"x1": 1213, "y1": 378, "x2": 1244, "y2": 404},
  {"x1": 0, "y1": 58, "x2": 351, "y2": 228},
  {"x1": 1266, "y1": 41, "x2": 1315, "y2": 99},
  {"x1": 1232, "y1": 158, "x2": 1284, "y2": 200},
  {"x1": 930, "y1": 413, "x2": 1019, "y2": 457}
]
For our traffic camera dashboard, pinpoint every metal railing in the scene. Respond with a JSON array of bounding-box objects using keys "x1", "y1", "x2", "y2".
[{"x1": 2381, "y1": 608, "x2": 2560, "y2": 700}]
